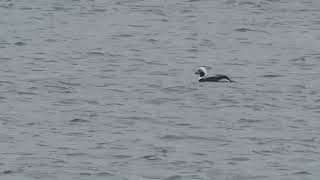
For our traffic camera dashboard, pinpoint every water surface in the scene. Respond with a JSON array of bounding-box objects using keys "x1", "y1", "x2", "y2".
[{"x1": 0, "y1": 0, "x2": 320, "y2": 179}]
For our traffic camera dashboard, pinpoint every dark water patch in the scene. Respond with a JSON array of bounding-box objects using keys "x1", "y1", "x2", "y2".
[
  {"x1": 227, "y1": 157, "x2": 250, "y2": 162},
  {"x1": 145, "y1": 98, "x2": 180, "y2": 105},
  {"x1": 45, "y1": 39, "x2": 57, "y2": 43},
  {"x1": 293, "y1": 171, "x2": 311, "y2": 175},
  {"x1": 165, "y1": 175, "x2": 182, "y2": 180},
  {"x1": 16, "y1": 91, "x2": 38, "y2": 95},
  {"x1": 192, "y1": 152, "x2": 207, "y2": 156},
  {"x1": 51, "y1": 6, "x2": 74, "y2": 12},
  {"x1": 234, "y1": 28, "x2": 255, "y2": 32},
  {"x1": 220, "y1": 98, "x2": 239, "y2": 104},
  {"x1": 142, "y1": 155, "x2": 161, "y2": 161},
  {"x1": 238, "y1": 118, "x2": 261, "y2": 123},
  {"x1": 187, "y1": 48, "x2": 199, "y2": 52},
  {"x1": 135, "y1": 9, "x2": 167, "y2": 17},
  {"x1": 262, "y1": 102, "x2": 280, "y2": 108},
  {"x1": 146, "y1": 83, "x2": 161, "y2": 89},
  {"x1": 43, "y1": 59, "x2": 58, "y2": 63},
  {"x1": 69, "y1": 118, "x2": 89, "y2": 123},
  {"x1": 290, "y1": 56, "x2": 315, "y2": 68},
  {"x1": 64, "y1": 131, "x2": 88, "y2": 137},
  {"x1": 290, "y1": 56, "x2": 306, "y2": 62},
  {"x1": 14, "y1": 42, "x2": 26, "y2": 46},
  {"x1": 66, "y1": 152, "x2": 88, "y2": 157},
  {"x1": 87, "y1": 51, "x2": 105, "y2": 56},
  {"x1": 238, "y1": 1, "x2": 257, "y2": 6},
  {"x1": 97, "y1": 172, "x2": 114, "y2": 176},
  {"x1": 2, "y1": 170, "x2": 14, "y2": 174},
  {"x1": 243, "y1": 104, "x2": 263, "y2": 111},
  {"x1": 261, "y1": 74, "x2": 283, "y2": 78},
  {"x1": 293, "y1": 150, "x2": 318, "y2": 155},
  {"x1": 175, "y1": 123, "x2": 191, "y2": 126},
  {"x1": 45, "y1": 85, "x2": 71, "y2": 92},
  {"x1": 160, "y1": 135, "x2": 232, "y2": 142},
  {"x1": 128, "y1": 24, "x2": 148, "y2": 28},
  {"x1": 252, "y1": 150, "x2": 279, "y2": 156},
  {"x1": 0, "y1": 4, "x2": 13, "y2": 9},
  {"x1": 121, "y1": 116, "x2": 150, "y2": 122},
  {"x1": 145, "y1": 61, "x2": 167, "y2": 66},
  {"x1": 104, "y1": 103, "x2": 124, "y2": 107},
  {"x1": 146, "y1": 38, "x2": 158, "y2": 43},
  {"x1": 91, "y1": 8, "x2": 106, "y2": 12},
  {"x1": 0, "y1": 40, "x2": 10, "y2": 45},
  {"x1": 99, "y1": 69, "x2": 116, "y2": 73},
  {"x1": 112, "y1": 154, "x2": 131, "y2": 159},
  {"x1": 95, "y1": 82, "x2": 117, "y2": 87},
  {"x1": 55, "y1": 99, "x2": 80, "y2": 105},
  {"x1": 80, "y1": 172, "x2": 91, "y2": 176},
  {"x1": 56, "y1": 146, "x2": 76, "y2": 150},
  {"x1": 152, "y1": 146, "x2": 169, "y2": 155},
  {"x1": 31, "y1": 69, "x2": 47, "y2": 72},
  {"x1": 20, "y1": 7, "x2": 33, "y2": 10},
  {"x1": 113, "y1": 34, "x2": 134, "y2": 38},
  {"x1": 107, "y1": 88, "x2": 127, "y2": 93},
  {"x1": 0, "y1": 57, "x2": 12, "y2": 61},
  {"x1": 234, "y1": 28, "x2": 270, "y2": 34},
  {"x1": 183, "y1": 56, "x2": 197, "y2": 60}
]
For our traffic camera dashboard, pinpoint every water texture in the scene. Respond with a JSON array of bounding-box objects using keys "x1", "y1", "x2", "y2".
[{"x1": 0, "y1": 0, "x2": 320, "y2": 179}]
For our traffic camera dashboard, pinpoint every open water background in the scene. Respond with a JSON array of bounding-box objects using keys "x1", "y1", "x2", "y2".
[{"x1": 0, "y1": 0, "x2": 320, "y2": 179}]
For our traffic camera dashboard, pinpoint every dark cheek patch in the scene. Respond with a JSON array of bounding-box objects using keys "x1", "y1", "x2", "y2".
[{"x1": 199, "y1": 71, "x2": 205, "y2": 77}]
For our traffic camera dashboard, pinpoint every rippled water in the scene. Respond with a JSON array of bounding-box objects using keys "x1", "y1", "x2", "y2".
[{"x1": 0, "y1": 0, "x2": 320, "y2": 179}]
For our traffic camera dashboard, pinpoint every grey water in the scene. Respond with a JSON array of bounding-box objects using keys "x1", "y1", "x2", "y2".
[{"x1": 0, "y1": 0, "x2": 320, "y2": 179}]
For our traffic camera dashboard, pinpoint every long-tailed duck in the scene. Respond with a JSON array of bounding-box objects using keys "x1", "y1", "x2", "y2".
[{"x1": 195, "y1": 66, "x2": 235, "y2": 82}]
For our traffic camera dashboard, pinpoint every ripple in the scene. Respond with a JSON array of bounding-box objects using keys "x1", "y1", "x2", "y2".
[
  {"x1": 2, "y1": 170, "x2": 14, "y2": 174},
  {"x1": 112, "y1": 154, "x2": 132, "y2": 159},
  {"x1": 142, "y1": 155, "x2": 161, "y2": 161},
  {"x1": 161, "y1": 86, "x2": 197, "y2": 94},
  {"x1": 66, "y1": 152, "x2": 88, "y2": 157},
  {"x1": 144, "y1": 97, "x2": 180, "y2": 105},
  {"x1": 261, "y1": 74, "x2": 284, "y2": 78},
  {"x1": 234, "y1": 28, "x2": 270, "y2": 34},
  {"x1": 96, "y1": 172, "x2": 114, "y2": 177},
  {"x1": 87, "y1": 51, "x2": 105, "y2": 56},
  {"x1": 69, "y1": 118, "x2": 89, "y2": 123},
  {"x1": 293, "y1": 171, "x2": 311, "y2": 175},
  {"x1": 238, "y1": 118, "x2": 261, "y2": 123},
  {"x1": 14, "y1": 42, "x2": 26, "y2": 46},
  {"x1": 160, "y1": 135, "x2": 231, "y2": 142},
  {"x1": 227, "y1": 157, "x2": 250, "y2": 162},
  {"x1": 165, "y1": 175, "x2": 182, "y2": 180}
]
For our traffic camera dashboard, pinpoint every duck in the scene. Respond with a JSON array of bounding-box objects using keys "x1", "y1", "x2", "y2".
[{"x1": 195, "y1": 66, "x2": 235, "y2": 82}]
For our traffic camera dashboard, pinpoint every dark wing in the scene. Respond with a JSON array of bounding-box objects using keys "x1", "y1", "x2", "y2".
[{"x1": 200, "y1": 75, "x2": 235, "y2": 82}]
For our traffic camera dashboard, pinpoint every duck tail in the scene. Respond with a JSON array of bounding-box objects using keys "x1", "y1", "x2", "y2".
[{"x1": 225, "y1": 76, "x2": 236, "y2": 83}]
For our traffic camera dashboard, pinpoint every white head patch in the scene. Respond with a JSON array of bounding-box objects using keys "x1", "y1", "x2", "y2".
[{"x1": 198, "y1": 66, "x2": 208, "y2": 77}]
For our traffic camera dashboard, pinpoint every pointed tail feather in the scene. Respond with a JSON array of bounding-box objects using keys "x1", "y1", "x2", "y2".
[{"x1": 225, "y1": 76, "x2": 236, "y2": 83}]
